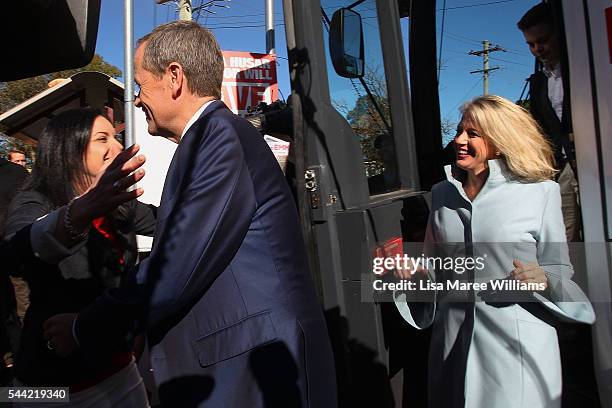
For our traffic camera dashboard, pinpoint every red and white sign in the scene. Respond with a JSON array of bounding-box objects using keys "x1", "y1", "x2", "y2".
[
  {"x1": 263, "y1": 135, "x2": 290, "y2": 173},
  {"x1": 221, "y1": 51, "x2": 278, "y2": 115}
]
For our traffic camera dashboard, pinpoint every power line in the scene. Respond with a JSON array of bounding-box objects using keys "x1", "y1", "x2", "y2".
[
  {"x1": 204, "y1": 14, "x2": 376, "y2": 23},
  {"x1": 438, "y1": 0, "x2": 448, "y2": 82},
  {"x1": 228, "y1": 0, "x2": 265, "y2": 13},
  {"x1": 202, "y1": 11, "x2": 284, "y2": 19},
  {"x1": 206, "y1": 23, "x2": 286, "y2": 29},
  {"x1": 204, "y1": 8, "x2": 211, "y2": 26},
  {"x1": 439, "y1": 30, "x2": 481, "y2": 45},
  {"x1": 437, "y1": 0, "x2": 520, "y2": 11},
  {"x1": 444, "y1": 34, "x2": 483, "y2": 47},
  {"x1": 443, "y1": 48, "x2": 476, "y2": 56},
  {"x1": 489, "y1": 56, "x2": 531, "y2": 67},
  {"x1": 446, "y1": 77, "x2": 483, "y2": 117},
  {"x1": 440, "y1": 29, "x2": 532, "y2": 57},
  {"x1": 504, "y1": 49, "x2": 531, "y2": 57}
]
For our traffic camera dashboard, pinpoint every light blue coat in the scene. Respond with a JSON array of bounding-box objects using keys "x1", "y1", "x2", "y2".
[{"x1": 395, "y1": 159, "x2": 594, "y2": 408}]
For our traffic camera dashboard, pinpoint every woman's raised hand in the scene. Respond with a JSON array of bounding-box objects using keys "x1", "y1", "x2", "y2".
[{"x1": 69, "y1": 145, "x2": 146, "y2": 231}]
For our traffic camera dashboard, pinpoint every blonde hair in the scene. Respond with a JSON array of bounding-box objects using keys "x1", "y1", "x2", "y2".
[{"x1": 460, "y1": 95, "x2": 556, "y2": 182}]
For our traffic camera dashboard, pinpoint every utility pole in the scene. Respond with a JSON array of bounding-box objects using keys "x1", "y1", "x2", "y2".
[
  {"x1": 124, "y1": 0, "x2": 135, "y2": 147},
  {"x1": 178, "y1": 0, "x2": 192, "y2": 20},
  {"x1": 265, "y1": 0, "x2": 275, "y2": 54},
  {"x1": 156, "y1": 0, "x2": 192, "y2": 21},
  {"x1": 469, "y1": 40, "x2": 504, "y2": 95}
]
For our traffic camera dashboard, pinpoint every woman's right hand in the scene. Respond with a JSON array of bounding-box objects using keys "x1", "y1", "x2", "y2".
[{"x1": 67, "y1": 144, "x2": 146, "y2": 232}]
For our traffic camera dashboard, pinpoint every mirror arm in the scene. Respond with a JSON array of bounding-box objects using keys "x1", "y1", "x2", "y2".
[{"x1": 321, "y1": 7, "x2": 331, "y2": 25}]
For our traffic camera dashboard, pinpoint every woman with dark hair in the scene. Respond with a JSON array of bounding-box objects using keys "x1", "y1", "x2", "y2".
[{"x1": 3, "y1": 108, "x2": 154, "y2": 407}]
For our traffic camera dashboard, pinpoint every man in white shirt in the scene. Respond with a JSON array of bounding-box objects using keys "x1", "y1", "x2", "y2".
[
  {"x1": 518, "y1": 5, "x2": 599, "y2": 408},
  {"x1": 518, "y1": 2, "x2": 580, "y2": 243}
]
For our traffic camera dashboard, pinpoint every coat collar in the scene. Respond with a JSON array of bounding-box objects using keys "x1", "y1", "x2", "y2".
[
  {"x1": 444, "y1": 159, "x2": 512, "y2": 183},
  {"x1": 444, "y1": 159, "x2": 514, "y2": 201},
  {"x1": 181, "y1": 100, "x2": 225, "y2": 140}
]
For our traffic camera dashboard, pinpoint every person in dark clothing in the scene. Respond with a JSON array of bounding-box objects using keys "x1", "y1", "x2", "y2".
[
  {"x1": 517, "y1": 2, "x2": 580, "y2": 243},
  {"x1": 0, "y1": 157, "x2": 28, "y2": 236},
  {"x1": 3, "y1": 108, "x2": 154, "y2": 406},
  {"x1": 517, "y1": 4, "x2": 600, "y2": 407},
  {"x1": 0, "y1": 157, "x2": 28, "y2": 385},
  {"x1": 0, "y1": 270, "x2": 18, "y2": 385},
  {"x1": 6, "y1": 150, "x2": 32, "y2": 326}
]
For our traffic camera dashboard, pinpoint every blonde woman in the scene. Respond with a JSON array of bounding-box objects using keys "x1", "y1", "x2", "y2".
[{"x1": 394, "y1": 95, "x2": 594, "y2": 408}]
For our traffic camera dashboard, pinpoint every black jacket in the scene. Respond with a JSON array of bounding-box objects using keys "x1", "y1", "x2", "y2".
[
  {"x1": 528, "y1": 70, "x2": 573, "y2": 170},
  {"x1": 3, "y1": 191, "x2": 156, "y2": 386},
  {"x1": 0, "y1": 158, "x2": 27, "y2": 363},
  {"x1": 0, "y1": 158, "x2": 28, "y2": 237}
]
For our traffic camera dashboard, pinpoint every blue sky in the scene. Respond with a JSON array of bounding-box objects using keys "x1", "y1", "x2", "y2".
[
  {"x1": 96, "y1": 0, "x2": 539, "y2": 141},
  {"x1": 434, "y1": 0, "x2": 539, "y2": 130},
  {"x1": 96, "y1": 0, "x2": 290, "y2": 92}
]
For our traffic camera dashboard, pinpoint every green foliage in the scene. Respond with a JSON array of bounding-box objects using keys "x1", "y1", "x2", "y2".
[{"x1": 0, "y1": 54, "x2": 121, "y2": 113}]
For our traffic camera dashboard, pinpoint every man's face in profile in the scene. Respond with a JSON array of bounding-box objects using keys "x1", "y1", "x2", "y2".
[
  {"x1": 134, "y1": 43, "x2": 173, "y2": 139},
  {"x1": 8, "y1": 152, "x2": 26, "y2": 166},
  {"x1": 522, "y1": 23, "x2": 560, "y2": 68}
]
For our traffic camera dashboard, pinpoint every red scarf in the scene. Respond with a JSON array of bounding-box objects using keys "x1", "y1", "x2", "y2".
[{"x1": 92, "y1": 217, "x2": 125, "y2": 266}]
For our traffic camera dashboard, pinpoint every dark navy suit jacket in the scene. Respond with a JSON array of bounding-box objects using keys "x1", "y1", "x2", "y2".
[{"x1": 75, "y1": 101, "x2": 337, "y2": 407}]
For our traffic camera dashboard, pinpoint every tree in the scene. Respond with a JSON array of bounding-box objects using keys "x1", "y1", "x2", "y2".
[
  {"x1": 440, "y1": 117, "x2": 457, "y2": 146},
  {"x1": 0, "y1": 54, "x2": 120, "y2": 167},
  {"x1": 341, "y1": 66, "x2": 392, "y2": 176},
  {"x1": 0, "y1": 54, "x2": 121, "y2": 113}
]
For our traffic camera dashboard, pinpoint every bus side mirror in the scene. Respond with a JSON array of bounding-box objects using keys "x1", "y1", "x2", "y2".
[
  {"x1": 329, "y1": 8, "x2": 364, "y2": 79},
  {"x1": 0, "y1": 0, "x2": 101, "y2": 81}
]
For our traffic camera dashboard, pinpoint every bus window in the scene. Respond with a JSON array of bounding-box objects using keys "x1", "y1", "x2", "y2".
[{"x1": 321, "y1": 0, "x2": 400, "y2": 196}]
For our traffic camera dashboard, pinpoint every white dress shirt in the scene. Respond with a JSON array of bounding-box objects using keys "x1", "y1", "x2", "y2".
[
  {"x1": 181, "y1": 99, "x2": 217, "y2": 139},
  {"x1": 543, "y1": 63, "x2": 564, "y2": 122}
]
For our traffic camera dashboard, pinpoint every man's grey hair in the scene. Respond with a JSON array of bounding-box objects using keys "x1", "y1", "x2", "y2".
[{"x1": 138, "y1": 21, "x2": 224, "y2": 99}]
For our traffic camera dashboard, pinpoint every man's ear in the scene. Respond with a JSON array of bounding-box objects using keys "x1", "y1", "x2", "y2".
[{"x1": 168, "y1": 62, "x2": 184, "y2": 99}]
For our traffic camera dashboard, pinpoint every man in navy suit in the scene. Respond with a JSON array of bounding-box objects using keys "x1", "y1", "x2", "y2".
[{"x1": 45, "y1": 21, "x2": 337, "y2": 407}]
